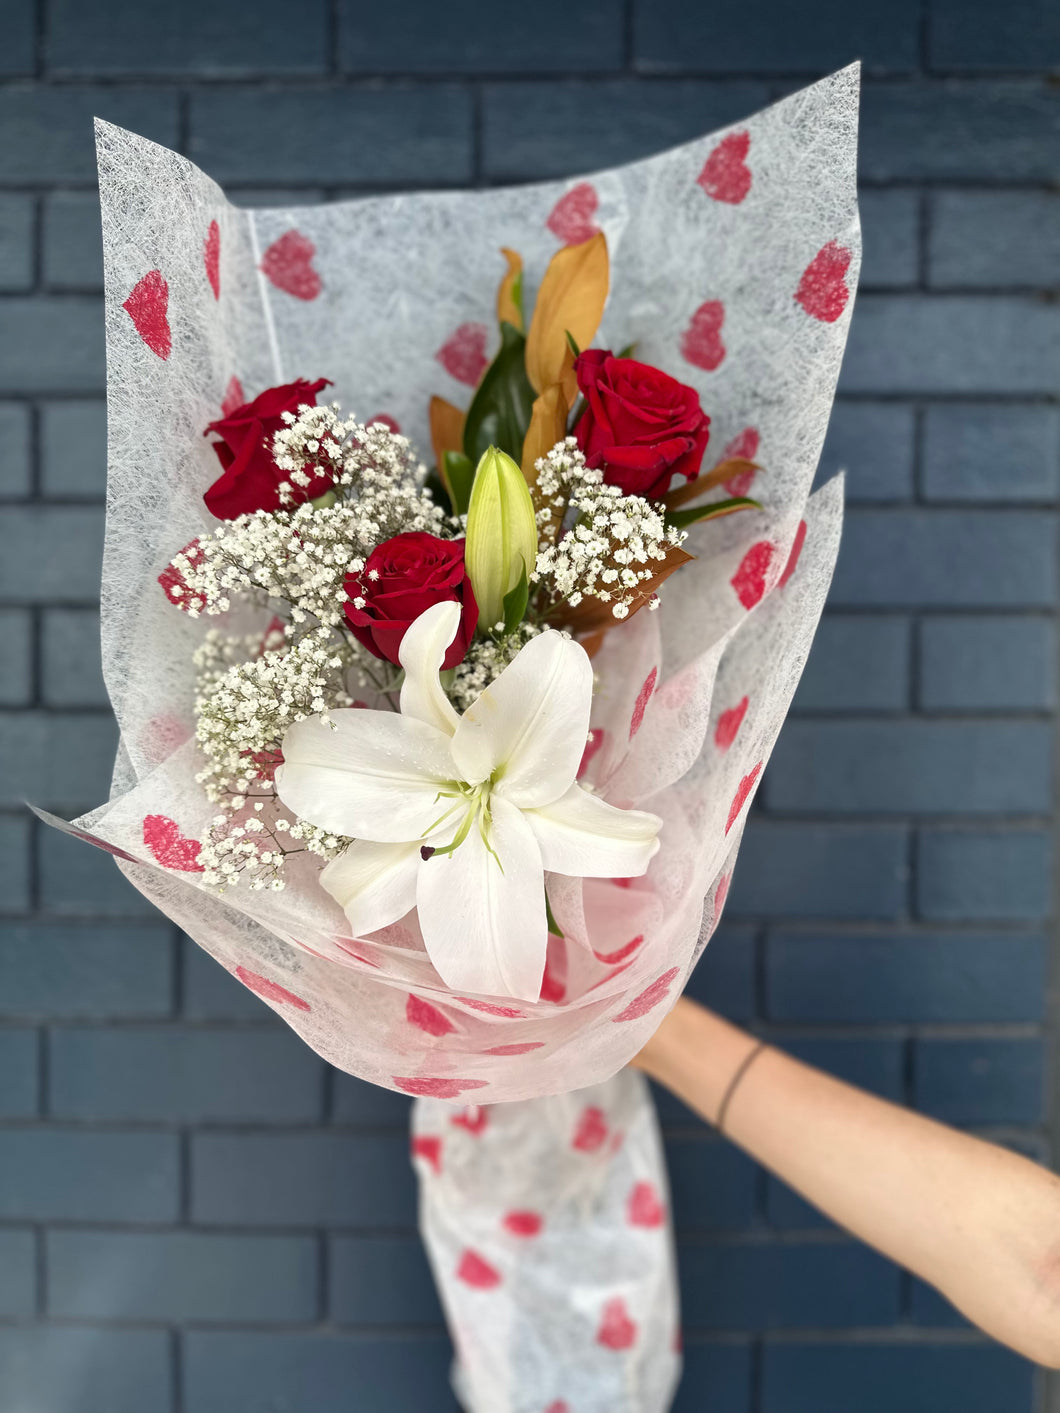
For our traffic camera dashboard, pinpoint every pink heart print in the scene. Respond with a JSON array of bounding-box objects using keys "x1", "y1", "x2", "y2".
[
  {"x1": 546, "y1": 181, "x2": 600, "y2": 244},
  {"x1": 715, "y1": 695, "x2": 749, "y2": 751},
  {"x1": 628, "y1": 1180, "x2": 666, "y2": 1228},
  {"x1": 435, "y1": 322, "x2": 489, "y2": 386},
  {"x1": 612, "y1": 967, "x2": 681, "y2": 1023},
  {"x1": 718, "y1": 427, "x2": 760, "y2": 496},
  {"x1": 406, "y1": 992, "x2": 456, "y2": 1037},
  {"x1": 596, "y1": 1296, "x2": 638, "y2": 1350},
  {"x1": 393, "y1": 1076, "x2": 489, "y2": 1099},
  {"x1": 779, "y1": 519, "x2": 808, "y2": 587},
  {"x1": 123, "y1": 270, "x2": 171, "y2": 359},
  {"x1": 220, "y1": 375, "x2": 245, "y2": 416},
  {"x1": 593, "y1": 934, "x2": 644, "y2": 966},
  {"x1": 629, "y1": 668, "x2": 658, "y2": 740},
  {"x1": 142, "y1": 813, "x2": 203, "y2": 870},
  {"x1": 451, "y1": 1105, "x2": 489, "y2": 1136},
  {"x1": 795, "y1": 240, "x2": 852, "y2": 323},
  {"x1": 411, "y1": 1135, "x2": 442, "y2": 1176},
  {"x1": 203, "y1": 219, "x2": 221, "y2": 299},
  {"x1": 260, "y1": 229, "x2": 322, "y2": 301},
  {"x1": 503, "y1": 1210, "x2": 544, "y2": 1237},
  {"x1": 457, "y1": 1249, "x2": 502, "y2": 1290},
  {"x1": 697, "y1": 130, "x2": 752, "y2": 204},
  {"x1": 233, "y1": 966, "x2": 311, "y2": 1013},
  {"x1": 680, "y1": 300, "x2": 726, "y2": 371},
  {"x1": 730, "y1": 540, "x2": 775, "y2": 610},
  {"x1": 485, "y1": 1041, "x2": 544, "y2": 1056},
  {"x1": 725, "y1": 762, "x2": 764, "y2": 834},
  {"x1": 572, "y1": 1105, "x2": 609, "y2": 1153}
]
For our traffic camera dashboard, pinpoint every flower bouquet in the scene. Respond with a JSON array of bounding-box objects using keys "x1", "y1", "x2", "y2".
[{"x1": 39, "y1": 64, "x2": 860, "y2": 1412}]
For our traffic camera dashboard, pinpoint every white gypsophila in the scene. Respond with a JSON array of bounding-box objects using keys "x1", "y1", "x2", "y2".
[
  {"x1": 448, "y1": 621, "x2": 546, "y2": 712},
  {"x1": 532, "y1": 437, "x2": 686, "y2": 620}
]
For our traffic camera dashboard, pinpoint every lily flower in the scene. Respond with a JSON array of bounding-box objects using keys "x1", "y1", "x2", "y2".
[{"x1": 276, "y1": 601, "x2": 662, "y2": 1000}]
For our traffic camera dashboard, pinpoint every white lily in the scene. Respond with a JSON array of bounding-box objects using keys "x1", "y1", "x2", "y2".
[{"x1": 275, "y1": 600, "x2": 662, "y2": 1001}]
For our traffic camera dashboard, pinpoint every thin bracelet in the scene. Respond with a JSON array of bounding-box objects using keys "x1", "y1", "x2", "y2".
[{"x1": 715, "y1": 1040, "x2": 769, "y2": 1133}]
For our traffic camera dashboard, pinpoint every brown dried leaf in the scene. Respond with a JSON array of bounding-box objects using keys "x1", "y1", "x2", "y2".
[
  {"x1": 525, "y1": 231, "x2": 609, "y2": 394},
  {"x1": 663, "y1": 458, "x2": 759, "y2": 511},
  {"x1": 429, "y1": 395, "x2": 466, "y2": 471},
  {"x1": 548, "y1": 544, "x2": 695, "y2": 637},
  {"x1": 496, "y1": 247, "x2": 524, "y2": 331}
]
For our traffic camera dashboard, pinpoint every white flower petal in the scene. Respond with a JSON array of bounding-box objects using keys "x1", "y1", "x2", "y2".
[
  {"x1": 525, "y1": 783, "x2": 662, "y2": 878},
  {"x1": 321, "y1": 839, "x2": 420, "y2": 937},
  {"x1": 450, "y1": 630, "x2": 592, "y2": 807},
  {"x1": 399, "y1": 601, "x2": 461, "y2": 737},
  {"x1": 416, "y1": 796, "x2": 547, "y2": 1001},
  {"x1": 277, "y1": 709, "x2": 456, "y2": 842}
]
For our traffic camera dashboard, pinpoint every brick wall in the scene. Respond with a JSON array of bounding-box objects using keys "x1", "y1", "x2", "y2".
[{"x1": 0, "y1": 2, "x2": 1056, "y2": 1409}]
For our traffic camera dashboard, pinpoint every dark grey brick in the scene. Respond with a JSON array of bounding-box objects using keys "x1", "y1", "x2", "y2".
[
  {"x1": 184, "y1": 1332, "x2": 457, "y2": 1413},
  {"x1": 482, "y1": 80, "x2": 770, "y2": 181},
  {"x1": 0, "y1": 507, "x2": 104, "y2": 600},
  {"x1": 330, "y1": 1235, "x2": 442, "y2": 1325},
  {"x1": 908, "y1": 1277, "x2": 969, "y2": 1328},
  {"x1": 47, "y1": 0, "x2": 329, "y2": 75},
  {"x1": 39, "y1": 824, "x2": 156, "y2": 914},
  {"x1": 40, "y1": 399, "x2": 108, "y2": 497},
  {"x1": 0, "y1": 712, "x2": 117, "y2": 810},
  {"x1": 0, "y1": 814, "x2": 31, "y2": 914},
  {"x1": 0, "y1": 921, "x2": 173, "y2": 1018},
  {"x1": 685, "y1": 923, "x2": 757, "y2": 1023},
  {"x1": 0, "y1": 0, "x2": 34, "y2": 75},
  {"x1": 727, "y1": 822, "x2": 908, "y2": 919},
  {"x1": 916, "y1": 828, "x2": 1052, "y2": 921},
  {"x1": 929, "y1": 0, "x2": 1060, "y2": 71},
  {"x1": 919, "y1": 615, "x2": 1057, "y2": 710},
  {"x1": 913, "y1": 1038, "x2": 1044, "y2": 1125},
  {"x1": 858, "y1": 189, "x2": 920, "y2": 289},
  {"x1": 766, "y1": 930, "x2": 1047, "y2": 1023},
  {"x1": 0, "y1": 87, "x2": 179, "y2": 183},
  {"x1": 0, "y1": 1026, "x2": 39, "y2": 1116},
  {"x1": 0, "y1": 297, "x2": 103, "y2": 393},
  {"x1": 761, "y1": 1339, "x2": 1034, "y2": 1413},
  {"x1": 667, "y1": 1137, "x2": 757, "y2": 1231},
  {"x1": 0, "y1": 194, "x2": 34, "y2": 291},
  {"x1": 190, "y1": 87, "x2": 474, "y2": 185},
  {"x1": 42, "y1": 191, "x2": 104, "y2": 291},
  {"x1": 181, "y1": 935, "x2": 279, "y2": 1022},
  {"x1": 0, "y1": 1328, "x2": 171, "y2": 1413},
  {"x1": 229, "y1": 187, "x2": 327, "y2": 206},
  {"x1": 860, "y1": 81, "x2": 1060, "y2": 182},
  {"x1": 633, "y1": 0, "x2": 918, "y2": 71},
  {"x1": 680, "y1": 1241, "x2": 901, "y2": 1330},
  {"x1": 930, "y1": 191, "x2": 1060, "y2": 290},
  {"x1": 765, "y1": 719, "x2": 1052, "y2": 815},
  {"x1": 48, "y1": 1230, "x2": 319, "y2": 1322},
  {"x1": 41, "y1": 608, "x2": 108, "y2": 706},
  {"x1": 339, "y1": 0, "x2": 624, "y2": 72},
  {"x1": 817, "y1": 403, "x2": 915, "y2": 502},
  {"x1": 0, "y1": 1229, "x2": 35, "y2": 1316},
  {"x1": 830, "y1": 510, "x2": 1057, "y2": 607},
  {"x1": 674, "y1": 1344, "x2": 754, "y2": 1413},
  {"x1": 50, "y1": 1025, "x2": 324, "y2": 1122},
  {"x1": 331, "y1": 1073, "x2": 414, "y2": 1126},
  {"x1": 842, "y1": 296, "x2": 1060, "y2": 395},
  {"x1": 0, "y1": 1127, "x2": 179, "y2": 1220},
  {"x1": 0, "y1": 402, "x2": 31, "y2": 495},
  {"x1": 793, "y1": 615, "x2": 911, "y2": 712},
  {"x1": 0, "y1": 609, "x2": 32, "y2": 703},
  {"x1": 922, "y1": 405, "x2": 1059, "y2": 502},
  {"x1": 192, "y1": 1132, "x2": 418, "y2": 1226}
]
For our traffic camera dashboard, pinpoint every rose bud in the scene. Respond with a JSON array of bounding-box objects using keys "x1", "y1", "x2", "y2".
[
  {"x1": 343, "y1": 533, "x2": 478, "y2": 669},
  {"x1": 464, "y1": 446, "x2": 538, "y2": 630},
  {"x1": 573, "y1": 350, "x2": 710, "y2": 501}
]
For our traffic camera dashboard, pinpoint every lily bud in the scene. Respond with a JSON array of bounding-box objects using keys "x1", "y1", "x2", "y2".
[{"x1": 465, "y1": 446, "x2": 538, "y2": 630}]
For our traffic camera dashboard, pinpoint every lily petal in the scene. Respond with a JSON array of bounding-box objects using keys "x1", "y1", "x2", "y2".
[
  {"x1": 451, "y1": 630, "x2": 592, "y2": 807},
  {"x1": 416, "y1": 796, "x2": 547, "y2": 1001},
  {"x1": 399, "y1": 601, "x2": 461, "y2": 737},
  {"x1": 321, "y1": 839, "x2": 420, "y2": 937},
  {"x1": 525, "y1": 783, "x2": 662, "y2": 878},
  {"x1": 277, "y1": 709, "x2": 455, "y2": 842}
]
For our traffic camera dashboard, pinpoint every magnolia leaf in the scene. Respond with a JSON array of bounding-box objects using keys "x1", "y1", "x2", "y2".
[
  {"x1": 442, "y1": 450, "x2": 475, "y2": 516},
  {"x1": 463, "y1": 321, "x2": 536, "y2": 465},
  {"x1": 663, "y1": 458, "x2": 760, "y2": 511},
  {"x1": 501, "y1": 564, "x2": 530, "y2": 635},
  {"x1": 525, "y1": 231, "x2": 609, "y2": 394},
  {"x1": 549, "y1": 544, "x2": 695, "y2": 637},
  {"x1": 429, "y1": 395, "x2": 466, "y2": 473},
  {"x1": 668, "y1": 496, "x2": 761, "y2": 530},
  {"x1": 496, "y1": 247, "x2": 524, "y2": 331}
]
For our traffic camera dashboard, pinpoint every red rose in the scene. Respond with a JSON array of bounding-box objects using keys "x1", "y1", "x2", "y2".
[
  {"x1": 203, "y1": 377, "x2": 333, "y2": 519},
  {"x1": 344, "y1": 533, "x2": 478, "y2": 669},
  {"x1": 573, "y1": 350, "x2": 710, "y2": 501}
]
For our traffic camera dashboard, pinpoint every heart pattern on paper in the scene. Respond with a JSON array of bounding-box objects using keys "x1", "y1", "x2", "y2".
[
  {"x1": 629, "y1": 668, "x2": 658, "y2": 740},
  {"x1": 503, "y1": 1210, "x2": 544, "y2": 1237},
  {"x1": 260, "y1": 229, "x2": 322, "y2": 301},
  {"x1": 628, "y1": 1180, "x2": 666, "y2": 1228},
  {"x1": 596, "y1": 1296, "x2": 637, "y2": 1350},
  {"x1": 546, "y1": 181, "x2": 600, "y2": 245},
  {"x1": 572, "y1": 1105, "x2": 609, "y2": 1153},
  {"x1": 143, "y1": 813, "x2": 203, "y2": 870},
  {"x1": 731, "y1": 540, "x2": 775, "y2": 610},
  {"x1": 220, "y1": 375, "x2": 245, "y2": 416},
  {"x1": 411, "y1": 1134, "x2": 443, "y2": 1176},
  {"x1": 203, "y1": 219, "x2": 221, "y2": 299},
  {"x1": 719, "y1": 427, "x2": 760, "y2": 496},
  {"x1": 234, "y1": 965, "x2": 312, "y2": 1012},
  {"x1": 612, "y1": 967, "x2": 680, "y2": 1023},
  {"x1": 451, "y1": 1105, "x2": 489, "y2": 1136},
  {"x1": 725, "y1": 762, "x2": 763, "y2": 834},
  {"x1": 123, "y1": 270, "x2": 172, "y2": 359},
  {"x1": 680, "y1": 300, "x2": 726, "y2": 371},
  {"x1": 457, "y1": 1249, "x2": 502, "y2": 1289},
  {"x1": 393, "y1": 1076, "x2": 490, "y2": 1099},
  {"x1": 697, "y1": 130, "x2": 752, "y2": 204},
  {"x1": 795, "y1": 240, "x2": 852, "y2": 323},
  {"x1": 406, "y1": 992, "x2": 456, "y2": 1037},
  {"x1": 435, "y1": 322, "x2": 489, "y2": 386},
  {"x1": 779, "y1": 519, "x2": 808, "y2": 587},
  {"x1": 715, "y1": 696, "x2": 749, "y2": 751}
]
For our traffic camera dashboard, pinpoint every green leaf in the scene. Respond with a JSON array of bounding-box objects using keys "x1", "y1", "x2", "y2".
[
  {"x1": 668, "y1": 496, "x2": 761, "y2": 531},
  {"x1": 545, "y1": 890, "x2": 565, "y2": 939},
  {"x1": 615, "y1": 341, "x2": 637, "y2": 359},
  {"x1": 463, "y1": 321, "x2": 536, "y2": 466},
  {"x1": 564, "y1": 329, "x2": 581, "y2": 358},
  {"x1": 501, "y1": 563, "x2": 530, "y2": 634},
  {"x1": 510, "y1": 269, "x2": 524, "y2": 323},
  {"x1": 442, "y1": 451, "x2": 475, "y2": 517}
]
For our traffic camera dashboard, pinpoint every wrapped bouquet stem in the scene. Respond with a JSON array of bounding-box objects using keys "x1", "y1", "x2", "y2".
[{"x1": 39, "y1": 64, "x2": 860, "y2": 1411}]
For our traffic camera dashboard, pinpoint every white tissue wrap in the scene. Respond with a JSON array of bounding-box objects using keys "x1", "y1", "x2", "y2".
[{"x1": 68, "y1": 66, "x2": 859, "y2": 1105}]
